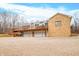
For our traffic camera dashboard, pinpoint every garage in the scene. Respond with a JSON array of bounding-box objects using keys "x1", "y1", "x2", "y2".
[
  {"x1": 23, "y1": 31, "x2": 47, "y2": 37},
  {"x1": 34, "y1": 31, "x2": 46, "y2": 37},
  {"x1": 23, "y1": 31, "x2": 32, "y2": 37}
]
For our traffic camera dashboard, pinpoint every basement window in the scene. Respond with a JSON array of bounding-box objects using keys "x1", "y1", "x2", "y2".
[{"x1": 55, "y1": 21, "x2": 61, "y2": 28}]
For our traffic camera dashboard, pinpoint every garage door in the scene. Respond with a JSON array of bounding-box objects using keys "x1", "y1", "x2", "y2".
[
  {"x1": 34, "y1": 31, "x2": 45, "y2": 37},
  {"x1": 23, "y1": 32, "x2": 32, "y2": 37}
]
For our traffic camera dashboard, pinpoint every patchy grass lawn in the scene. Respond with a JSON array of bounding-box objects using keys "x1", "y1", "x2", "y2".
[{"x1": 0, "y1": 37, "x2": 79, "y2": 56}]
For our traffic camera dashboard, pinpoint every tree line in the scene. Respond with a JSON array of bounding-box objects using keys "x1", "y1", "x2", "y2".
[{"x1": 0, "y1": 12, "x2": 27, "y2": 33}]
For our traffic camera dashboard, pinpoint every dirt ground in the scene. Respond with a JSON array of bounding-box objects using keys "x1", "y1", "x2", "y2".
[{"x1": 0, "y1": 36, "x2": 79, "y2": 56}]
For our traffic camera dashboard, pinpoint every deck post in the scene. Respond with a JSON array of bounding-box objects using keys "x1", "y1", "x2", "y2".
[
  {"x1": 32, "y1": 31, "x2": 34, "y2": 37},
  {"x1": 45, "y1": 30, "x2": 47, "y2": 37}
]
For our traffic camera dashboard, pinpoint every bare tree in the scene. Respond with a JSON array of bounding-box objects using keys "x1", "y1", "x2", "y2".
[
  {"x1": 0, "y1": 12, "x2": 29, "y2": 34},
  {"x1": 72, "y1": 12, "x2": 79, "y2": 32},
  {"x1": 0, "y1": 13, "x2": 8, "y2": 33}
]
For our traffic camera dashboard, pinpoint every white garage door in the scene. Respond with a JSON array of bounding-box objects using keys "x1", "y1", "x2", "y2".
[
  {"x1": 23, "y1": 32, "x2": 32, "y2": 37},
  {"x1": 34, "y1": 31, "x2": 45, "y2": 37}
]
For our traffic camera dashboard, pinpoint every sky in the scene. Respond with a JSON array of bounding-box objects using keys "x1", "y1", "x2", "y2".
[
  {"x1": 13, "y1": 3, "x2": 79, "y2": 10},
  {"x1": 0, "y1": 3, "x2": 79, "y2": 24}
]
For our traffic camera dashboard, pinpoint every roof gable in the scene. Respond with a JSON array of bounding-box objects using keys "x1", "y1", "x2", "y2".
[{"x1": 48, "y1": 13, "x2": 72, "y2": 22}]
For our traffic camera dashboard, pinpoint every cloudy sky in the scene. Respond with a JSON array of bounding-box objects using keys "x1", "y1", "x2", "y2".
[{"x1": 0, "y1": 3, "x2": 79, "y2": 23}]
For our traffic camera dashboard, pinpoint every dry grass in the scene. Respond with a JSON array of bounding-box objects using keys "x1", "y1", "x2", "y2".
[
  {"x1": 0, "y1": 34, "x2": 13, "y2": 37},
  {"x1": 0, "y1": 36, "x2": 79, "y2": 56}
]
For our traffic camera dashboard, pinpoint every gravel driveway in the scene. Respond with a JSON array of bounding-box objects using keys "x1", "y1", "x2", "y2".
[{"x1": 0, "y1": 37, "x2": 79, "y2": 56}]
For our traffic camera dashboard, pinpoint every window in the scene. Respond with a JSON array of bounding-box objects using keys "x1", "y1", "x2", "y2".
[
  {"x1": 55, "y1": 21, "x2": 61, "y2": 28},
  {"x1": 45, "y1": 23, "x2": 48, "y2": 26},
  {"x1": 35, "y1": 24, "x2": 39, "y2": 26}
]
